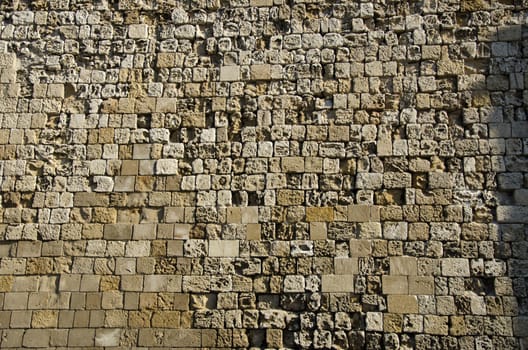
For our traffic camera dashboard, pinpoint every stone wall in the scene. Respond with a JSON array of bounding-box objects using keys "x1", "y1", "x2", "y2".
[{"x1": 0, "y1": 0, "x2": 527, "y2": 348}]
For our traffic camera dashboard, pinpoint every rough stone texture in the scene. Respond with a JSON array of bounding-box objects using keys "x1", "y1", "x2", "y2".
[{"x1": 0, "y1": 0, "x2": 526, "y2": 348}]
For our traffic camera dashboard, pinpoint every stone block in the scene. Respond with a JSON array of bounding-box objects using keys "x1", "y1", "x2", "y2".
[
  {"x1": 174, "y1": 224, "x2": 191, "y2": 239},
  {"x1": 246, "y1": 224, "x2": 261, "y2": 240},
  {"x1": 383, "y1": 221, "x2": 408, "y2": 240},
  {"x1": 164, "y1": 329, "x2": 201, "y2": 347},
  {"x1": 241, "y1": 206, "x2": 258, "y2": 224},
  {"x1": 356, "y1": 222, "x2": 382, "y2": 239},
  {"x1": 156, "y1": 159, "x2": 179, "y2": 175},
  {"x1": 350, "y1": 239, "x2": 372, "y2": 256},
  {"x1": 95, "y1": 328, "x2": 121, "y2": 347},
  {"x1": 382, "y1": 276, "x2": 408, "y2": 294},
  {"x1": 310, "y1": 222, "x2": 327, "y2": 240},
  {"x1": 103, "y1": 224, "x2": 133, "y2": 240},
  {"x1": 334, "y1": 258, "x2": 358, "y2": 274},
  {"x1": 366, "y1": 312, "x2": 383, "y2": 331},
  {"x1": 348, "y1": 205, "x2": 371, "y2": 222},
  {"x1": 209, "y1": 240, "x2": 239, "y2": 257},
  {"x1": 513, "y1": 316, "x2": 528, "y2": 337},
  {"x1": 220, "y1": 66, "x2": 240, "y2": 81},
  {"x1": 250, "y1": 0, "x2": 273, "y2": 5},
  {"x1": 0, "y1": 276, "x2": 14, "y2": 292},
  {"x1": 250, "y1": 64, "x2": 271, "y2": 80},
  {"x1": 68, "y1": 328, "x2": 95, "y2": 347},
  {"x1": 226, "y1": 207, "x2": 242, "y2": 223},
  {"x1": 283, "y1": 275, "x2": 305, "y2": 292},
  {"x1": 282, "y1": 156, "x2": 305, "y2": 173},
  {"x1": 156, "y1": 98, "x2": 177, "y2": 112},
  {"x1": 181, "y1": 112, "x2": 206, "y2": 128},
  {"x1": 277, "y1": 190, "x2": 304, "y2": 206},
  {"x1": 390, "y1": 256, "x2": 417, "y2": 275},
  {"x1": 22, "y1": 329, "x2": 50, "y2": 348},
  {"x1": 441, "y1": 258, "x2": 470, "y2": 276},
  {"x1": 306, "y1": 207, "x2": 334, "y2": 222},
  {"x1": 152, "y1": 311, "x2": 180, "y2": 328},
  {"x1": 497, "y1": 206, "x2": 528, "y2": 223},
  {"x1": 321, "y1": 274, "x2": 354, "y2": 292},
  {"x1": 388, "y1": 295, "x2": 418, "y2": 314},
  {"x1": 128, "y1": 24, "x2": 149, "y2": 38},
  {"x1": 144, "y1": 275, "x2": 182, "y2": 292},
  {"x1": 424, "y1": 315, "x2": 449, "y2": 335},
  {"x1": 409, "y1": 276, "x2": 434, "y2": 295}
]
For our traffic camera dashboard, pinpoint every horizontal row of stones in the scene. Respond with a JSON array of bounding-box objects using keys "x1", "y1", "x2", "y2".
[
  {"x1": 1, "y1": 113, "x2": 527, "y2": 136},
  {"x1": 5, "y1": 92, "x2": 527, "y2": 115},
  {"x1": 0, "y1": 16, "x2": 523, "y2": 49},
  {"x1": 1, "y1": 325, "x2": 526, "y2": 349},
  {"x1": 0, "y1": 244, "x2": 516, "y2": 274},
  {"x1": 0, "y1": 168, "x2": 525, "y2": 192},
  {"x1": 0, "y1": 297, "x2": 522, "y2": 326},
  {"x1": 0, "y1": 250, "x2": 524, "y2": 277},
  {"x1": 1, "y1": 205, "x2": 527, "y2": 230}
]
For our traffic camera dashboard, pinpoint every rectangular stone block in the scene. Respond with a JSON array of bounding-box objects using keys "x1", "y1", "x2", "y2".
[
  {"x1": 246, "y1": 224, "x2": 261, "y2": 240},
  {"x1": 513, "y1": 316, "x2": 528, "y2": 337},
  {"x1": 250, "y1": 64, "x2": 271, "y2": 80},
  {"x1": 103, "y1": 224, "x2": 133, "y2": 240},
  {"x1": 174, "y1": 224, "x2": 191, "y2": 239},
  {"x1": 0, "y1": 275, "x2": 14, "y2": 292},
  {"x1": 68, "y1": 329, "x2": 95, "y2": 347},
  {"x1": 209, "y1": 240, "x2": 239, "y2": 257},
  {"x1": 282, "y1": 157, "x2": 305, "y2": 173},
  {"x1": 348, "y1": 205, "x2": 371, "y2": 222},
  {"x1": 310, "y1": 222, "x2": 327, "y2": 240},
  {"x1": 22, "y1": 329, "x2": 50, "y2": 348},
  {"x1": 497, "y1": 206, "x2": 528, "y2": 223},
  {"x1": 95, "y1": 328, "x2": 122, "y2": 347},
  {"x1": 306, "y1": 207, "x2": 334, "y2": 222},
  {"x1": 382, "y1": 276, "x2": 408, "y2": 294},
  {"x1": 409, "y1": 276, "x2": 435, "y2": 295},
  {"x1": 4, "y1": 292, "x2": 28, "y2": 310},
  {"x1": 220, "y1": 66, "x2": 240, "y2": 81},
  {"x1": 388, "y1": 295, "x2": 418, "y2": 314},
  {"x1": 241, "y1": 206, "x2": 258, "y2": 224},
  {"x1": 514, "y1": 189, "x2": 528, "y2": 205},
  {"x1": 390, "y1": 256, "x2": 417, "y2": 275},
  {"x1": 181, "y1": 112, "x2": 206, "y2": 128},
  {"x1": 144, "y1": 275, "x2": 182, "y2": 292},
  {"x1": 156, "y1": 159, "x2": 179, "y2": 175},
  {"x1": 383, "y1": 221, "x2": 408, "y2": 240},
  {"x1": 74, "y1": 193, "x2": 109, "y2": 207},
  {"x1": 226, "y1": 207, "x2": 241, "y2": 223},
  {"x1": 277, "y1": 190, "x2": 304, "y2": 205},
  {"x1": 128, "y1": 24, "x2": 149, "y2": 38},
  {"x1": 321, "y1": 274, "x2": 354, "y2": 292},
  {"x1": 164, "y1": 329, "x2": 201, "y2": 347},
  {"x1": 117, "y1": 98, "x2": 135, "y2": 113},
  {"x1": 350, "y1": 239, "x2": 372, "y2": 256},
  {"x1": 334, "y1": 258, "x2": 358, "y2": 274},
  {"x1": 441, "y1": 258, "x2": 470, "y2": 277},
  {"x1": 156, "y1": 98, "x2": 177, "y2": 112},
  {"x1": 250, "y1": 0, "x2": 273, "y2": 5},
  {"x1": 356, "y1": 222, "x2": 382, "y2": 239}
]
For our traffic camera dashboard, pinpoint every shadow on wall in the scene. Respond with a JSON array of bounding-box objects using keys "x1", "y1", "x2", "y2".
[{"x1": 484, "y1": 23, "x2": 528, "y2": 346}]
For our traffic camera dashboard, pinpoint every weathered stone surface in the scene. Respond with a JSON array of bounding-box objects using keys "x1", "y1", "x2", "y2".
[{"x1": 0, "y1": 1, "x2": 525, "y2": 348}]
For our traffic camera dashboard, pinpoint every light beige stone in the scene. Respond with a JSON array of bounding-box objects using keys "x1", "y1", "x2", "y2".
[
  {"x1": 209, "y1": 240, "x2": 239, "y2": 257},
  {"x1": 382, "y1": 275, "x2": 408, "y2": 294},
  {"x1": 220, "y1": 66, "x2": 240, "y2": 81},
  {"x1": 321, "y1": 275, "x2": 354, "y2": 292},
  {"x1": 388, "y1": 295, "x2": 418, "y2": 314}
]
